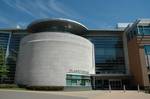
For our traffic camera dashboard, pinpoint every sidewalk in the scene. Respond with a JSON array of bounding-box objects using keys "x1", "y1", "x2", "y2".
[{"x1": 0, "y1": 89, "x2": 150, "y2": 99}]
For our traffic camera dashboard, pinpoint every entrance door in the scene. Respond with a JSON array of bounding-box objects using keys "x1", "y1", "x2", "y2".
[{"x1": 109, "y1": 79, "x2": 122, "y2": 89}]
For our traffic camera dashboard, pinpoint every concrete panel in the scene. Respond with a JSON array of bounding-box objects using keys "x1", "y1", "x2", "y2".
[{"x1": 15, "y1": 32, "x2": 95, "y2": 87}]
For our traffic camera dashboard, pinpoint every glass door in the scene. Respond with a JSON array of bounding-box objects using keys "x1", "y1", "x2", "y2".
[{"x1": 109, "y1": 79, "x2": 122, "y2": 89}]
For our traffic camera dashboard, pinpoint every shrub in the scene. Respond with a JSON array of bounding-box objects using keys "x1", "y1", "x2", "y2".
[
  {"x1": 145, "y1": 86, "x2": 150, "y2": 94},
  {"x1": 0, "y1": 84, "x2": 18, "y2": 88},
  {"x1": 26, "y1": 86, "x2": 64, "y2": 91}
]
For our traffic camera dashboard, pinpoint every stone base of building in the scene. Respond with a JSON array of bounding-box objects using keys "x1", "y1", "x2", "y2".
[
  {"x1": 17, "y1": 84, "x2": 92, "y2": 91},
  {"x1": 64, "y1": 86, "x2": 92, "y2": 91},
  {"x1": 26, "y1": 86, "x2": 64, "y2": 91}
]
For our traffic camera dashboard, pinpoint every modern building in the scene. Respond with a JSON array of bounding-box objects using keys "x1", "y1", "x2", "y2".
[
  {"x1": 0, "y1": 18, "x2": 150, "y2": 90},
  {"x1": 15, "y1": 19, "x2": 95, "y2": 90},
  {"x1": 86, "y1": 29, "x2": 129, "y2": 89},
  {"x1": 124, "y1": 19, "x2": 150, "y2": 89},
  {"x1": 0, "y1": 29, "x2": 27, "y2": 83}
]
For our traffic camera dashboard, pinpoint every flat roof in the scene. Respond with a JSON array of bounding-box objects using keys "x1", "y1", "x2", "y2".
[
  {"x1": 124, "y1": 19, "x2": 150, "y2": 33},
  {"x1": 0, "y1": 28, "x2": 124, "y2": 35},
  {"x1": 0, "y1": 28, "x2": 26, "y2": 32},
  {"x1": 88, "y1": 29, "x2": 124, "y2": 32}
]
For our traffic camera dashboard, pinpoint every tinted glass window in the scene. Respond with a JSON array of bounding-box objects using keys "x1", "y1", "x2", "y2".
[
  {"x1": 138, "y1": 26, "x2": 150, "y2": 35},
  {"x1": 144, "y1": 45, "x2": 150, "y2": 69},
  {"x1": 0, "y1": 31, "x2": 27, "y2": 84},
  {"x1": 66, "y1": 74, "x2": 91, "y2": 86},
  {"x1": 85, "y1": 36, "x2": 126, "y2": 74}
]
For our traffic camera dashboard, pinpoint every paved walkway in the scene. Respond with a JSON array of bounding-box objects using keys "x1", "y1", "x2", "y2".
[{"x1": 0, "y1": 89, "x2": 150, "y2": 99}]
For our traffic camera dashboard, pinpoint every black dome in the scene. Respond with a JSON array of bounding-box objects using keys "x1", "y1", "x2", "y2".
[{"x1": 27, "y1": 18, "x2": 88, "y2": 35}]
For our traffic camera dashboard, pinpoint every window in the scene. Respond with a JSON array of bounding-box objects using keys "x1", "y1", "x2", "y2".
[
  {"x1": 138, "y1": 26, "x2": 150, "y2": 35},
  {"x1": 66, "y1": 74, "x2": 91, "y2": 86},
  {"x1": 144, "y1": 45, "x2": 150, "y2": 69},
  {"x1": 0, "y1": 31, "x2": 27, "y2": 84},
  {"x1": 85, "y1": 36, "x2": 126, "y2": 74}
]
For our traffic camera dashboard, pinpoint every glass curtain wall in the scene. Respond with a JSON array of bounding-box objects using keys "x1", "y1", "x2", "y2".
[
  {"x1": 127, "y1": 26, "x2": 150, "y2": 41},
  {"x1": 144, "y1": 45, "x2": 150, "y2": 69},
  {"x1": 86, "y1": 36, "x2": 126, "y2": 74},
  {"x1": 0, "y1": 32, "x2": 10, "y2": 84},
  {"x1": 66, "y1": 74, "x2": 91, "y2": 86},
  {"x1": 0, "y1": 31, "x2": 27, "y2": 83},
  {"x1": 138, "y1": 26, "x2": 150, "y2": 35}
]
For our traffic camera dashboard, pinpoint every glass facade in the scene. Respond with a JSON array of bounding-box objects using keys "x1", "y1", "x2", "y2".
[
  {"x1": 0, "y1": 32, "x2": 9, "y2": 55},
  {"x1": 127, "y1": 26, "x2": 150, "y2": 41},
  {"x1": 66, "y1": 74, "x2": 91, "y2": 86},
  {"x1": 86, "y1": 36, "x2": 125, "y2": 74},
  {"x1": 0, "y1": 31, "x2": 27, "y2": 83},
  {"x1": 0, "y1": 32, "x2": 10, "y2": 84},
  {"x1": 144, "y1": 45, "x2": 150, "y2": 69},
  {"x1": 138, "y1": 26, "x2": 150, "y2": 35}
]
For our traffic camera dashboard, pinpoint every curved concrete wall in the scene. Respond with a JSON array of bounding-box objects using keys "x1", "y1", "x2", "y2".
[{"x1": 15, "y1": 32, "x2": 95, "y2": 87}]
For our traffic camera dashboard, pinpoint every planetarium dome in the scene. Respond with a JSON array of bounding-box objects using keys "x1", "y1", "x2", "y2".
[{"x1": 27, "y1": 18, "x2": 88, "y2": 35}]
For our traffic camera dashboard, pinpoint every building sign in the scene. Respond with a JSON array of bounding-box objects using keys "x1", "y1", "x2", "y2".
[{"x1": 68, "y1": 69, "x2": 89, "y2": 74}]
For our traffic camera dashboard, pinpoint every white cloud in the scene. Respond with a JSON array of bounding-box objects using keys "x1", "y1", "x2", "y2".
[
  {"x1": 2, "y1": 0, "x2": 82, "y2": 18},
  {"x1": 0, "y1": 0, "x2": 83, "y2": 27},
  {"x1": 1, "y1": 0, "x2": 48, "y2": 18},
  {"x1": 48, "y1": 0, "x2": 82, "y2": 19}
]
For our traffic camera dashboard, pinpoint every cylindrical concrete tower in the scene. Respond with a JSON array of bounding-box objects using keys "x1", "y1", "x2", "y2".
[{"x1": 15, "y1": 19, "x2": 95, "y2": 90}]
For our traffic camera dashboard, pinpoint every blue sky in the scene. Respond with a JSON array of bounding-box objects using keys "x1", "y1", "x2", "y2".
[{"x1": 0, "y1": 0, "x2": 150, "y2": 29}]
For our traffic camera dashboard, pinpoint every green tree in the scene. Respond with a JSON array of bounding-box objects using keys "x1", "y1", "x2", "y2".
[{"x1": 0, "y1": 47, "x2": 9, "y2": 83}]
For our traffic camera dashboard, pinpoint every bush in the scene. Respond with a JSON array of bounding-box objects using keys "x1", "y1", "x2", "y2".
[
  {"x1": 26, "y1": 86, "x2": 64, "y2": 91},
  {"x1": 145, "y1": 86, "x2": 150, "y2": 94},
  {"x1": 0, "y1": 84, "x2": 18, "y2": 88}
]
